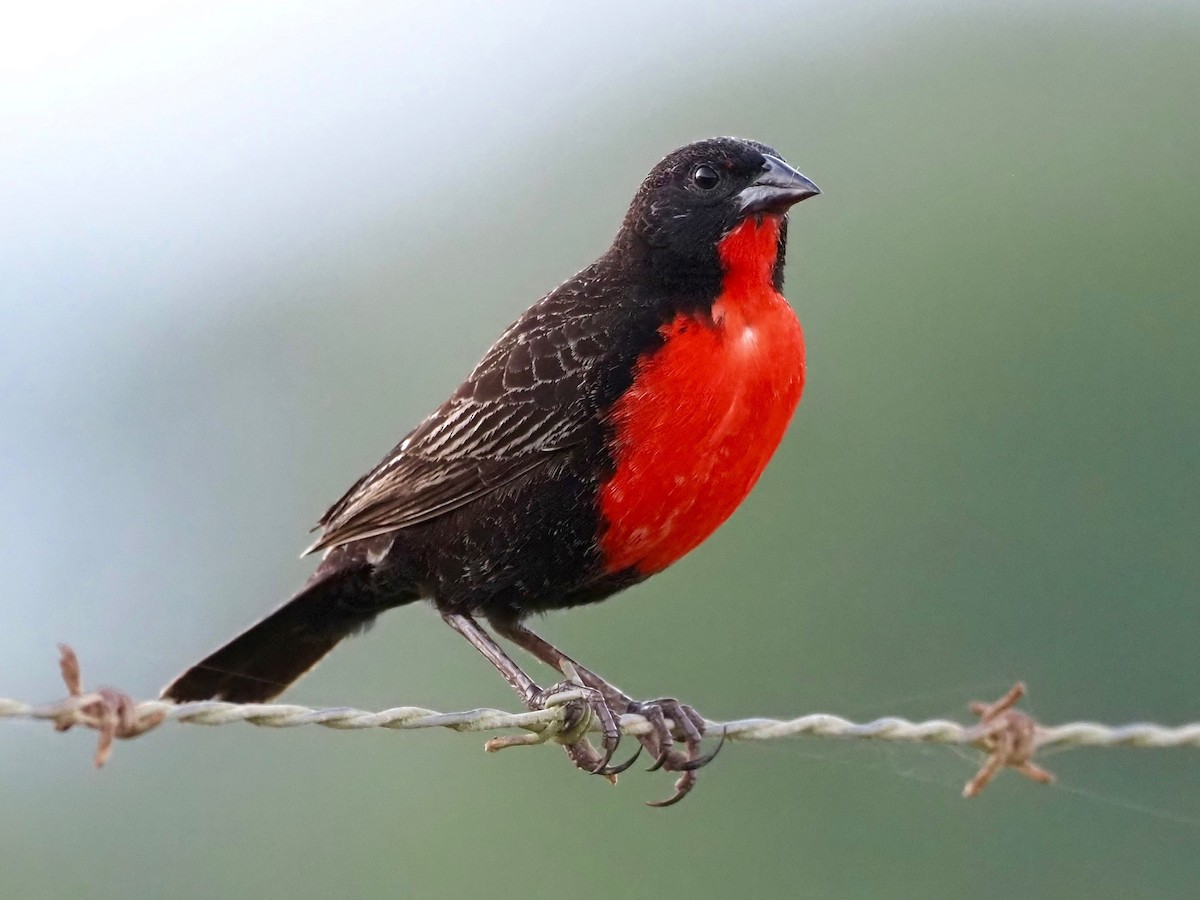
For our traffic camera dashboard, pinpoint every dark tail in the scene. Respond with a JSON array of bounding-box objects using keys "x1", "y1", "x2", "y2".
[{"x1": 161, "y1": 563, "x2": 416, "y2": 703}]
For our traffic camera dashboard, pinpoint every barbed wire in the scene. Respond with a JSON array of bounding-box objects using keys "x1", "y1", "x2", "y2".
[{"x1": 3, "y1": 646, "x2": 1198, "y2": 799}]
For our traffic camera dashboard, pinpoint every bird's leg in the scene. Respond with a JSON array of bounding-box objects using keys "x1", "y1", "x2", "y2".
[
  {"x1": 440, "y1": 613, "x2": 637, "y2": 777},
  {"x1": 492, "y1": 619, "x2": 723, "y2": 807},
  {"x1": 441, "y1": 612, "x2": 543, "y2": 704}
]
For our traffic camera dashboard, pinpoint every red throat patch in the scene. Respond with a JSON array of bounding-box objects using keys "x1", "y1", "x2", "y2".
[{"x1": 598, "y1": 215, "x2": 806, "y2": 575}]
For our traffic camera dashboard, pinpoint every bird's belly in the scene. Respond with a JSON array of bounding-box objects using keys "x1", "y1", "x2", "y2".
[{"x1": 598, "y1": 296, "x2": 805, "y2": 575}]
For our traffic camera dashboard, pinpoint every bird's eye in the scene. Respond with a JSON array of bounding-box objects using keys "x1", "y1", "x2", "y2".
[{"x1": 691, "y1": 164, "x2": 720, "y2": 191}]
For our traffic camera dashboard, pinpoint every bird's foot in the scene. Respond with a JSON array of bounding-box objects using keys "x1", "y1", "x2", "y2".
[
  {"x1": 487, "y1": 621, "x2": 724, "y2": 805},
  {"x1": 559, "y1": 664, "x2": 724, "y2": 805},
  {"x1": 621, "y1": 696, "x2": 725, "y2": 807},
  {"x1": 501, "y1": 673, "x2": 723, "y2": 803},
  {"x1": 527, "y1": 671, "x2": 641, "y2": 780}
]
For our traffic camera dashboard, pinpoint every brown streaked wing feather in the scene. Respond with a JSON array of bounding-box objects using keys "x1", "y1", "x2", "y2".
[
  {"x1": 307, "y1": 281, "x2": 617, "y2": 555},
  {"x1": 306, "y1": 455, "x2": 549, "y2": 553}
]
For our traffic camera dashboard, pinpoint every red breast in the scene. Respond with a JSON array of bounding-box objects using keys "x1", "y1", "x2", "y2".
[{"x1": 599, "y1": 214, "x2": 806, "y2": 575}]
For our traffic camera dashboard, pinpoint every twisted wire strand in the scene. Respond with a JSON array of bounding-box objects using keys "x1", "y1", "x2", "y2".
[
  {"x1": 4, "y1": 646, "x2": 1198, "y2": 798},
  {"x1": 4, "y1": 693, "x2": 1199, "y2": 749}
]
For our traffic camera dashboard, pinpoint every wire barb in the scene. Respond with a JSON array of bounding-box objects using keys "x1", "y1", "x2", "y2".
[
  {"x1": 3, "y1": 646, "x2": 1199, "y2": 798},
  {"x1": 49, "y1": 645, "x2": 167, "y2": 767},
  {"x1": 962, "y1": 682, "x2": 1054, "y2": 797}
]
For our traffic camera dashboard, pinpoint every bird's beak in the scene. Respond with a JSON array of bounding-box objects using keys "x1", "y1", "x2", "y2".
[{"x1": 736, "y1": 155, "x2": 821, "y2": 215}]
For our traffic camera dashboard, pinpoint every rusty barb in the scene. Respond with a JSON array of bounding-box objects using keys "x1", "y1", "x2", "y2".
[
  {"x1": 10, "y1": 645, "x2": 1198, "y2": 799},
  {"x1": 52, "y1": 645, "x2": 167, "y2": 767},
  {"x1": 963, "y1": 683, "x2": 1055, "y2": 797}
]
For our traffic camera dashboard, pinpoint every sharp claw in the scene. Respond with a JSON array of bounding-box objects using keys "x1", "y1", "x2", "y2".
[
  {"x1": 646, "y1": 795, "x2": 683, "y2": 808},
  {"x1": 646, "y1": 793, "x2": 684, "y2": 808},
  {"x1": 645, "y1": 746, "x2": 671, "y2": 772},
  {"x1": 676, "y1": 727, "x2": 726, "y2": 771},
  {"x1": 596, "y1": 743, "x2": 643, "y2": 776},
  {"x1": 591, "y1": 734, "x2": 618, "y2": 772},
  {"x1": 646, "y1": 771, "x2": 696, "y2": 808}
]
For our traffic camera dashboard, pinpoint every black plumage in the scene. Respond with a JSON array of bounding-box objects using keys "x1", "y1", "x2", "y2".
[{"x1": 160, "y1": 138, "x2": 818, "y2": 809}]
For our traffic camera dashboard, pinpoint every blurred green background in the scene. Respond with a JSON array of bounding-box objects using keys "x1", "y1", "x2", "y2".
[{"x1": 3, "y1": 2, "x2": 1199, "y2": 897}]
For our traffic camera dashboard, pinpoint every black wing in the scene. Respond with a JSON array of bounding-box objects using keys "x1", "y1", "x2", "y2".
[{"x1": 306, "y1": 277, "x2": 624, "y2": 555}]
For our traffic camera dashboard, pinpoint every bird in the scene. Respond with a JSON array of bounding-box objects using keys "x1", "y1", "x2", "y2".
[{"x1": 162, "y1": 136, "x2": 820, "y2": 805}]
